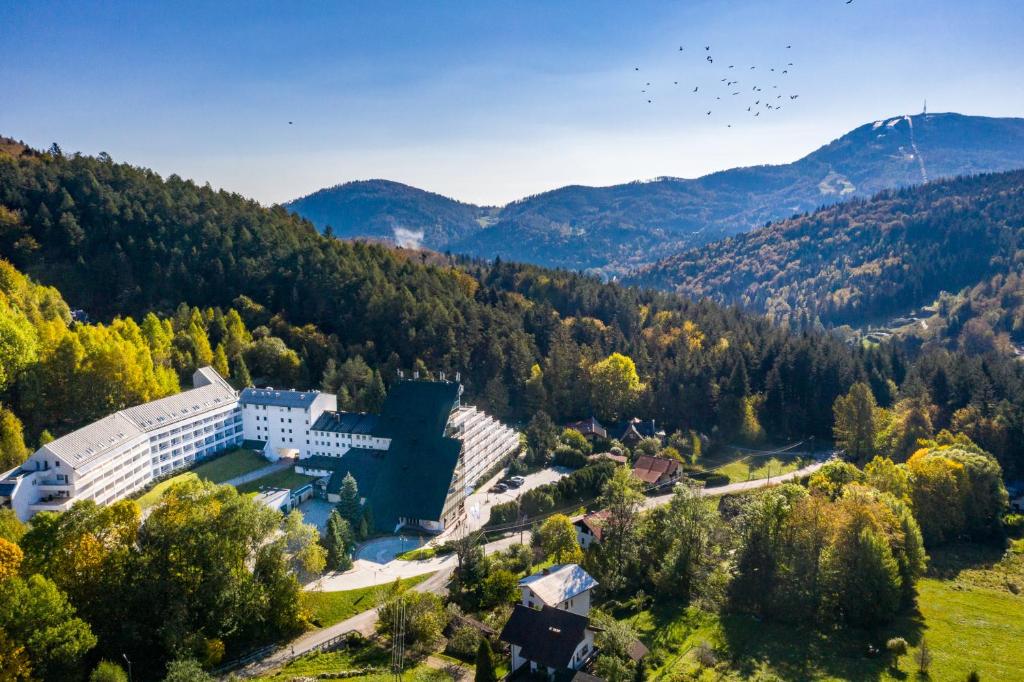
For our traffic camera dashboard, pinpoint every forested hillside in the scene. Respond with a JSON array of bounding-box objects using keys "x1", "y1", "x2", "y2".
[
  {"x1": 628, "y1": 169, "x2": 1024, "y2": 330},
  {"x1": 286, "y1": 114, "x2": 1024, "y2": 275},
  {"x1": 4, "y1": 143, "x2": 1024, "y2": 480},
  {"x1": 285, "y1": 179, "x2": 498, "y2": 248}
]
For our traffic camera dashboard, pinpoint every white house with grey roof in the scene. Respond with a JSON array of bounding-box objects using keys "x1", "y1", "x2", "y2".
[
  {"x1": 0, "y1": 367, "x2": 242, "y2": 521},
  {"x1": 519, "y1": 564, "x2": 598, "y2": 617}
]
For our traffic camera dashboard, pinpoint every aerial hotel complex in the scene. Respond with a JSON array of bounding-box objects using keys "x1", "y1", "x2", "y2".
[{"x1": 0, "y1": 367, "x2": 520, "y2": 533}]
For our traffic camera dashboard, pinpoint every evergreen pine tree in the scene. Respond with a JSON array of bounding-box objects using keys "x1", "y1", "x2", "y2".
[
  {"x1": 324, "y1": 510, "x2": 354, "y2": 571},
  {"x1": 337, "y1": 473, "x2": 362, "y2": 527},
  {"x1": 365, "y1": 370, "x2": 387, "y2": 412},
  {"x1": 230, "y1": 354, "x2": 252, "y2": 388},
  {"x1": 474, "y1": 638, "x2": 497, "y2": 682}
]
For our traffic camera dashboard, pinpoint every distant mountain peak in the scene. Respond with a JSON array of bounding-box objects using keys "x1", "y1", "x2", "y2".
[{"x1": 286, "y1": 113, "x2": 1024, "y2": 274}]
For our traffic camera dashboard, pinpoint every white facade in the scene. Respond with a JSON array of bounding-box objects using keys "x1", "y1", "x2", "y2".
[
  {"x1": 1, "y1": 371, "x2": 520, "y2": 530},
  {"x1": 239, "y1": 388, "x2": 336, "y2": 460},
  {"x1": 0, "y1": 367, "x2": 242, "y2": 521}
]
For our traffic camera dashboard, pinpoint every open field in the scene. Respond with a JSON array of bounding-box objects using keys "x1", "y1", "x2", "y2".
[
  {"x1": 134, "y1": 448, "x2": 267, "y2": 509},
  {"x1": 625, "y1": 541, "x2": 1024, "y2": 681},
  {"x1": 236, "y1": 468, "x2": 317, "y2": 494},
  {"x1": 697, "y1": 448, "x2": 811, "y2": 484},
  {"x1": 301, "y1": 574, "x2": 432, "y2": 628}
]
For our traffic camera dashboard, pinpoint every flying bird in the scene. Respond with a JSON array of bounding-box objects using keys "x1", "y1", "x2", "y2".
[
  {"x1": 707, "y1": 56, "x2": 713, "y2": 63},
  {"x1": 786, "y1": 45, "x2": 792, "y2": 48},
  {"x1": 790, "y1": 94, "x2": 799, "y2": 99},
  {"x1": 693, "y1": 86, "x2": 699, "y2": 92},
  {"x1": 705, "y1": 46, "x2": 710, "y2": 50},
  {"x1": 707, "y1": 110, "x2": 712, "y2": 115},
  {"x1": 288, "y1": 121, "x2": 293, "y2": 125},
  {"x1": 679, "y1": 46, "x2": 684, "y2": 51}
]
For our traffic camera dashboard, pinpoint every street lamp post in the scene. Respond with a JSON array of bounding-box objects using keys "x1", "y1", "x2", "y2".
[{"x1": 122, "y1": 654, "x2": 133, "y2": 682}]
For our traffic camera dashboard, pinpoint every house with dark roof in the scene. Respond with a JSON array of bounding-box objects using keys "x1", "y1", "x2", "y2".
[
  {"x1": 565, "y1": 417, "x2": 607, "y2": 441},
  {"x1": 632, "y1": 455, "x2": 680, "y2": 488},
  {"x1": 613, "y1": 418, "x2": 665, "y2": 447},
  {"x1": 500, "y1": 604, "x2": 597, "y2": 679}
]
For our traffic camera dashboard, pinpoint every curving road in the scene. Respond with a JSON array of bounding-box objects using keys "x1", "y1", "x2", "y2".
[{"x1": 236, "y1": 458, "x2": 825, "y2": 678}]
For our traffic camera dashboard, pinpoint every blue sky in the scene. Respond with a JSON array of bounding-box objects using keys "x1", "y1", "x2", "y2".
[{"x1": 1, "y1": 0, "x2": 1022, "y2": 205}]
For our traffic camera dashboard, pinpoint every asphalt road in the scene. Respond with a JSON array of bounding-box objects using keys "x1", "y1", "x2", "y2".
[{"x1": 237, "y1": 458, "x2": 825, "y2": 678}]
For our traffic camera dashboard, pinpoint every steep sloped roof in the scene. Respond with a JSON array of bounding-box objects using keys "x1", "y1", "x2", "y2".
[
  {"x1": 365, "y1": 380, "x2": 462, "y2": 527},
  {"x1": 519, "y1": 564, "x2": 598, "y2": 606},
  {"x1": 500, "y1": 605, "x2": 591, "y2": 670}
]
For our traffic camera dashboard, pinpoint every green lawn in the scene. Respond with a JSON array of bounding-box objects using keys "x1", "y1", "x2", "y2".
[
  {"x1": 252, "y1": 644, "x2": 450, "y2": 682},
  {"x1": 236, "y1": 468, "x2": 317, "y2": 494},
  {"x1": 134, "y1": 448, "x2": 271, "y2": 509},
  {"x1": 301, "y1": 574, "x2": 432, "y2": 628},
  {"x1": 624, "y1": 541, "x2": 1024, "y2": 681},
  {"x1": 696, "y1": 449, "x2": 810, "y2": 484},
  {"x1": 191, "y1": 448, "x2": 269, "y2": 482},
  {"x1": 135, "y1": 472, "x2": 200, "y2": 509}
]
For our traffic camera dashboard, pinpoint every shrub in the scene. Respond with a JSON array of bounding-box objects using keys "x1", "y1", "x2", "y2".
[
  {"x1": 552, "y1": 445, "x2": 589, "y2": 469},
  {"x1": 445, "y1": 626, "x2": 480, "y2": 662},
  {"x1": 886, "y1": 637, "x2": 908, "y2": 656}
]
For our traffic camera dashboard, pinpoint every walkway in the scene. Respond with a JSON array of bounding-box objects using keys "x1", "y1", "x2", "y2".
[
  {"x1": 221, "y1": 459, "x2": 293, "y2": 488},
  {"x1": 238, "y1": 567, "x2": 453, "y2": 678},
  {"x1": 238, "y1": 459, "x2": 825, "y2": 678}
]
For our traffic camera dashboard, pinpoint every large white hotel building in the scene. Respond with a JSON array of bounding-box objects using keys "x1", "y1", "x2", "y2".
[{"x1": 0, "y1": 367, "x2": 519, "y2": 532}]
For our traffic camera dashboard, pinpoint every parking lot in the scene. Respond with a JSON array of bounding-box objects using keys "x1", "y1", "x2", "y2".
[{"x1": 463, "y1": 466, "x2": 569, "y2": 531}]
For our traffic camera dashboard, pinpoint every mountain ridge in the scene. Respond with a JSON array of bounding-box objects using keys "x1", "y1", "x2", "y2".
[{"x1": 285, "y1": 113, "x2": 1024, "y2": 275}]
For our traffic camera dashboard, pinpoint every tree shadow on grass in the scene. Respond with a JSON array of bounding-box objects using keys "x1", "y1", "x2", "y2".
[
  {"x1": 924, "y1": 542, "x2": 1005, "y2": 580},
  {"x1": 718, "y1": 609, "x2": 926, "y2": 681}
]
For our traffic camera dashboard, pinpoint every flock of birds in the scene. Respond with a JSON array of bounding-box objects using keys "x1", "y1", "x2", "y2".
[
  {"x1": 634, "y1": 2, "x2": 859, "y2": 127},
  {"x1": 634, "y1": 43, "x2": 800, "y2": 128}
]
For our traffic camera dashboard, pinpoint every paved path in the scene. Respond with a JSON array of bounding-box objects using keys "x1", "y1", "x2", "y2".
[
  {"x1": 221, "y1": 459, "x2": 292, "y2": 488},
  {"x1": 239, "y1": 460, "x2": 825, "y2": 678},
  {"x1": 644, "y1": 460, "x2": 826, "y2": 509},
  {"x1": 239, "y1": 567, "x2": 453, "y2": 678}
]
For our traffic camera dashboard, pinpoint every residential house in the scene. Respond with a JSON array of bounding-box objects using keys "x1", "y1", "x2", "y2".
[
  {"x1": 573, "y1": 510, "x2": 610, "y2": 550},
  {"x1": 632, "y1": 455, "x2": 680, "y2": 488},
  {"x1": 501, "y1": 604, "x2": 597, "y2": 679},
  {"x1": 519, "y1": 563, "x2": 598, "y2": 617},
  {"x1": 565, "y1": 417, "x2": 607, "y2": 442}
]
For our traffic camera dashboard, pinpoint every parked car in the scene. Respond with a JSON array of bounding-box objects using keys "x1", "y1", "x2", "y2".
[
  {"x1": 507, "y1": 476, "x2": 526, "y2": 488},
  {"x1": 491, "y1": 483, "x2": 508, "y2": 493}
]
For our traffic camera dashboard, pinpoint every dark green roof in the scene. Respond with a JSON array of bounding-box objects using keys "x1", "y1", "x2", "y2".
[
  {"x1": 366, "y1": 380, "x2": 462, "y2": 529},
  {"x1": 299, "y1": 380, "x2": 463, "y2": 531}
]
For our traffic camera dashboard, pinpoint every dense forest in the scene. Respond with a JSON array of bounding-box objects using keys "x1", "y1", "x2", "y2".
[
  {"x1": 628, "y1": 169, "x2": 1024, "y2": 330},
  {"x1": 3, "y1": 142, "x2": 1024, "y2": 482}
]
